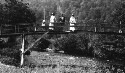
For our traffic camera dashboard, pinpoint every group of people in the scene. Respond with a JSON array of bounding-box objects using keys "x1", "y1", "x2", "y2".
[{"x1": 42, "y1": 13, "x2": 76, "y2": 31}]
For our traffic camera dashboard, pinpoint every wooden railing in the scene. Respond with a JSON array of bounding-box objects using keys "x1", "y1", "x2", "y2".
[{"x1": 0, "y1": 22, "x2": 123, "y2": 35}]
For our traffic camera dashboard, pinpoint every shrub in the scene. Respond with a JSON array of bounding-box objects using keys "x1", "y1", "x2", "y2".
[
  {"x1": 0, "y1": 55, "x2": 20, "y2": 66},
  {"x1": 0, "y1": 47, "x2": 20, "y2": 60},
  {"x1": 0, "y1": 47, "x2": 21, "y2": 66},
  {"x1": 54, "y1": 33, "x2": 92, "y2": 56},
  {"x1": 0, "y1": 38, "x2": 6, "y2": 48},
  {"x1": 90, "y1": 34, "x2": 125, "y2": 61},
  {"x1": 54, "y1": 33, "x2": 125, "y2": 62},
  {"x1": 32, "y1": 38, "x2": 51, "y2": 52},
  {"x1": 0, "y1": 0, "x2": 36, "y2": 24}
]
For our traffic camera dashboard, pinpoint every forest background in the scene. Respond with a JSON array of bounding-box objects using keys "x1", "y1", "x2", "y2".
[{"x1": 0, "y1": 0, "x2": 125, "y2": 29}]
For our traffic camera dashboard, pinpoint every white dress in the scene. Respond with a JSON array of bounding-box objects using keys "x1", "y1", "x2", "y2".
[
  {"x1": 69, "y1": 16, "x2": 76, "y2": 31},
  {"x1": 49, "y1": 15, "x2": 56, "y2": 30},
  {"x1": 42, "y1": 20, "x2": 45, "y2": 26}
]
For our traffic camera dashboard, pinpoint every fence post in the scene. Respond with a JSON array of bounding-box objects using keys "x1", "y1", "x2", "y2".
[
  {"x1": 17, "y1": 25, "x2": 19, "y2": 33},
  {"x1": 119, "y1": 21, "x2": 122, "y2": 33},
  {"x1": 35, "y1": 27, "x2": 36, "y2": 31},
  {"x1": 15, "y1": 25, "x2": 16, "y2": 33},
  {"x1": 20, "y1": 34, "x2": 25, "y2": 67},
  {"x1": 94, "y1": 27, "x2": 97, "y2": 32},
  {"x1": 0, "y1": 24, "x2": 2, "y2": 35}
]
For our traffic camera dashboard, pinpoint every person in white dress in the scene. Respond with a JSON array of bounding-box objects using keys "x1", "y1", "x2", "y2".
[
  {"x1": 41, "y1": 20, "x2": 46, "y2": 31},
  {"x1": 49, "y1": 13, "x2": 56, "y2": 30},
  {"x1": 69, "y1": 14, "x2": 76, "y2": 31},
  {"x1": 42, "y1": 20, "x2": 45, "y2": 26}
]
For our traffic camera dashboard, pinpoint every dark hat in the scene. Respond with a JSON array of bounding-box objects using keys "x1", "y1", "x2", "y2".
[{"x1": 61, "y1": 14, "x2": 64, "y2": 16}]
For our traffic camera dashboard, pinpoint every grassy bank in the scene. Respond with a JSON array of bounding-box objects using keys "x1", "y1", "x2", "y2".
[{"x1": 0, "y1": 51, "x2": 125, "y2": 73}]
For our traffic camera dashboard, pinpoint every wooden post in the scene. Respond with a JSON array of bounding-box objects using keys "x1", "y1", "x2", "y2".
[
  {"x1": 0, "y1": 24, "x2": 2, "y2": 35},
  {"x1": 94, "y1": 27, "x2": 97, "y2": 32},
  {"x1": 15, "y1": 25, "x2": 16, "y2": 33},
  {"x1": 44, "y1": 8, "x2": 46, "y2": 20},
  {"x1": 20, "y1": 34, "x2": 25, "y2": 67},
  {"x1": 17, "y1": 25, "x2": 19, "y2": 33},
  {"x1": 35, "y1": 27, "x2": 36, "y2": 31},
  {"x1": 119, "y1": 21, "x2": 122, "y2": 33}
]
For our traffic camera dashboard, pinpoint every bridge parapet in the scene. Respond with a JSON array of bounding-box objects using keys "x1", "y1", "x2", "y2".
[{"x1": 0, "y1": 22, "x2": 124, "y2": 35}]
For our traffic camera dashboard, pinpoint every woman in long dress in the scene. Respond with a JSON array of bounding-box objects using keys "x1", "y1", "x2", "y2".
[
  {"x1": 42, "y1": 20, "x2": 45, "y2": 26},
  {"x1": 49, "y1": 13, "x2": 56, "y2": 30},
  {"x1": 41, "y1": 20, "x2": 46, "y2": 31},
  {"x1": 69, "y1": 14, "x2": 76, "y2": 31}
]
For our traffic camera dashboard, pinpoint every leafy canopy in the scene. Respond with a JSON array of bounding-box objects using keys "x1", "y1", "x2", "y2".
[{"x1": 0, "y1": 0, "x2": 36, "y2": 24}]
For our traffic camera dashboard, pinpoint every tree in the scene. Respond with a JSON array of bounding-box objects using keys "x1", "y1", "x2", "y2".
[
  {"x1": 111, "y1": 2, "x2": 125, "y2": 28},
  {"x1": 0, "y1": 0, "x2": 36, "y2": 24}
]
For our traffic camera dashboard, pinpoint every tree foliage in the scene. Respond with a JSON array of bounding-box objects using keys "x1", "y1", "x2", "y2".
[
  {"x1": 0, "y1": 0, "x2": 36, "y2": 24},
  {"x1": 23, "y1": 0, "x2": 125, "y2": 28},
  {"x1": 1, "y1": 0, "x2": 125, "y2": 27}
]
